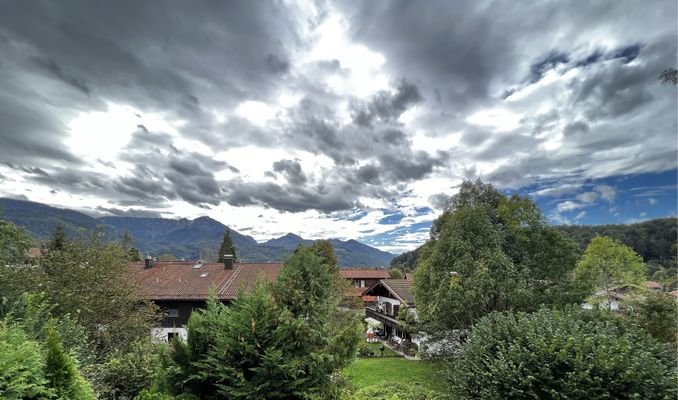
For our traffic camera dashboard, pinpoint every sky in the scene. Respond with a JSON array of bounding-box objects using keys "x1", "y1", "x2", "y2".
[{"x1": 0, "y1": 0, "x2": 676, "y2": 254}]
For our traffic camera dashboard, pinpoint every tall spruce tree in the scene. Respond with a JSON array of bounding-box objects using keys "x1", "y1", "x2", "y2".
[
  {"x1": 217, "y1": 229, "x2": 236, "y2": 263},
  {"x1": 164, "y1": 246, "x2": 361, "y2": 399}
]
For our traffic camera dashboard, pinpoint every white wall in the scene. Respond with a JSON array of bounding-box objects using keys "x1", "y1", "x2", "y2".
[{"x1": 151, "y1": 327, "x2": 187, "y2": 343}]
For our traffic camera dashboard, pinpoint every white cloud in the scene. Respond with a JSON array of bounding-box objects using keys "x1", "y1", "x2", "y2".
[
  {"x1": 556, "y1": 200, "x2": 586, "y2": 212},
  {"x1": 576, "y1": 191, "x2": 599, "y2": 203},
  {"x1": 575, "y1": 211, "x2": 586, "y2": 220},
  {"x1": 648, "y1": 198, "x2": 658, "y2": 205},
  {"x1": 595, "y1": 185, "x2": 617, "y2": 202}
]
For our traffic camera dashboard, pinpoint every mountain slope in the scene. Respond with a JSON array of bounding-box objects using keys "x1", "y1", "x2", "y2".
[{"x1": 0, "y1": 198, "x2": 395, "y2": 266}]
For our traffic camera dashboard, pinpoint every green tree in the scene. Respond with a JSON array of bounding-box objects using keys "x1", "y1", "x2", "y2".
[
  {"x1": 46, "y1": 223, "x2": 68, "y2": 251},
  {"x1": 38, "y1": 236, "x2": 157, "y2": 360},
  {"x1": 164, "y1": 247, "x2": 360, "y2": 399},
  {"x1": 413, "y1": 180, "x2": 583, "y2": 331},
  {"x1": 44, "y1": 323, "x2": 96, "y2": 400},
  {"x1": 447, "y1": 307, "x2": 676, "y2": 399},
  {"x1": 96, "y1": 340, "x2": 161, "y2": 400},
  {"x1": 0, "y1": 220, "x2": 33, "y2": 266},
  {"x1": 217, "y1": 229, "x2": 236, "y2": 263},
  {"x1": 311, "y1": 239, "x2": 338, "y2": 267},
  {"x1": 121, "y1": 230, "x2": 142, "y2": 261},
  {"x1": 623, "y1": 293, "x2": 677, "y2": 344},
  {"x1": 576, "y1": 236, "x2": 646, "y2": 307},
  {"x1": 0, "y1": 321, "x2": 54, "y2": 399},
  {"x1": 388, "y1": 268, "x2": 404, "y2": 279}
]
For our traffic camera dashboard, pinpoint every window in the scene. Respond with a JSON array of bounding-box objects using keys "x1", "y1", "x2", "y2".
[
  {"x1": 354, "y1": 279, "x2": 361, "y2": 288},
  {"x1": 167, "y1": 308, "x2": 179, "y2": 318},
  {"x1": 167, "y1": 332, "x2": 177, "y2": 342},
  {"x1": 385, "y1": 302, "x2": 392, "y2": 315}
]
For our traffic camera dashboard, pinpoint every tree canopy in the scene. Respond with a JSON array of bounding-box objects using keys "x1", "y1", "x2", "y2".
[{"x1": 413, "y1": 180, "x2": 584, "y2": 330}]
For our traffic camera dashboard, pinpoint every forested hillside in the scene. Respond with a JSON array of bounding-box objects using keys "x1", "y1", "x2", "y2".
[{"x1": 392, "y1": 218, "x2": 678, "y2": 271}]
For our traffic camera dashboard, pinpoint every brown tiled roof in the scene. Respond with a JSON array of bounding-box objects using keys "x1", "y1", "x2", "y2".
[
  {"x1": 339, "y1": 269, "x2": 390, "y2": 279},
  {"x1": 670, "y1": 290, "x2": 678, "y2": 298},
  {"x1": 132, "y1": 261, "x2": 283, "y2": 301},
  {"x1": 381, "y1": 279, "x2": 415, "y2": 305},
  {"x1": 363, "y1": 279, "x2": 415, "y2": 305}
]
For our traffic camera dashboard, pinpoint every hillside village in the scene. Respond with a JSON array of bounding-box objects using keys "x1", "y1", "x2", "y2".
[
  {"x1": 0, "y1": 1, "x2": 676, "y2": 399},
  {"x1": 2, "y1": 180, "x2": 677, "y2": 399}
]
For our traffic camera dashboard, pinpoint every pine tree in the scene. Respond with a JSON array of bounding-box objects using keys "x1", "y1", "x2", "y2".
[
  {"x1": 217, "y1": 229, "x2": 237, "y2": 263},
  {"x1": 46, "y1": 223, "x2": 67, "y2": 251},
  {"x1": 311, "y1": 239, "x2": 337, "y2": 267},
  {"x1": 44, "y1": 322, "x2": 96, "y2": 400}
]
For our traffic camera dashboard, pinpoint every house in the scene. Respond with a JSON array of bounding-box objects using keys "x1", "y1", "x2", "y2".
[
  {"x1": 132, "y1": 255, "x2": 283, "y2": 342},
  {"x1": 339, "y1": 268, "x2": 390, "y2": 303},
  {"x1": 362, "y1": 279, "x2": 415, "y2": 341},
  {"x1": 583, "y1": 281, "x2": 665, "y2": 311}
]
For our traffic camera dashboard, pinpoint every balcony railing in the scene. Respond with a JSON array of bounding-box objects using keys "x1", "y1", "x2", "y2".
[{"x1": 366, "y1": 307, "x2": 400, "y2": 326}]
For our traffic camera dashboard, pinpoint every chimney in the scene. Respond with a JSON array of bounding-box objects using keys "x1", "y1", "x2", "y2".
[
  {"x1": 224, "y1": 254, "x2": 234, "y2": 270},
  {"x1": 144, "y1": 256, "x2": 155, "y2": 269}
]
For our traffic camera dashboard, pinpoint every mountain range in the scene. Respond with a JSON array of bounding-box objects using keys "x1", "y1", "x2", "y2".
[{"x1": 0, "y1": 198, "x2": 395, "y2": 267}]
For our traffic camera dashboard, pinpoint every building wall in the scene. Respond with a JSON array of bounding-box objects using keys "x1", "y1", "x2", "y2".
[
  {"x1": 151, "y1": 327, "x2": 188, "y2": 343},
  {"x1": 155, "y1": 300, "x2": 206, "y2": 327}
]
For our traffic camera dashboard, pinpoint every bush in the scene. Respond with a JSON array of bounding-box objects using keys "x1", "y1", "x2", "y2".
[
  {"x1": 344, "y1": 382, "x2": 440, "y2": 400},
  {"x1": 357, "y1": 343, "x2": 375, "y2": 357},
  {"x1": 0, "y1": 322, "x2": 54, "y2": 399},
  {"x1": 94, "y1": 340, "x2": 161, "y2": 400},
  {"x1": 448, "y1": 307, "x2": 677, "y2": 399}
]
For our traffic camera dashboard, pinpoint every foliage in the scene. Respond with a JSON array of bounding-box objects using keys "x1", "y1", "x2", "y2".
[
  {"x1": 217, "y1": 229, "x2": 237, "y2": 263},
  {"x1": 37, "y1": 234, "x2": 158, "y2": 359},
  {"x1": 0, "y1": 220, "x2": 33, "y2": 266},
  {"x1": 390, "y1": 247, "x2": 421, "y2": 271},
  {"x1": 94, "y1": 340, "x2": 161, "y2": 400},
  {"x1": 447, "y1": 307, "x2": 677, "y2": 400},
  {"x1": 0, "y1": 321, "x2": 54, "y2": 399},
  {"x1": 623, "y1": 293, "x2": 678, "y2": 344},
  {"x1": 311, "y1": 239, "x2": 338, "y2": 267},
  {"x1": 357, "y1": 343, "x2": 375, "y2": 357},
  {"x1": 556, "y1": 218, "x2": 676, "y2": 265},
  {"x1": 44, "y1": 323, "x2": 96, "y2": 400},
  {"x1": 344, "y1": 382, "x2": 440, "y2": 400},
  {"x1": 397, "y1": 217, "x2": 678, "y2": 275},
  {"x1": 575, "y1": 236, "x2": 646, "y2": 307},
  {"x1": 396, "y1": 303, "x2": 417, "y2": 334},
  {"x1": 413, "y1": 180, "x2": 584, "y2": 330},
  {"x1": 389, "y1": 267, "x2": 404, "y2": 279},
  {"x1": 163, "y1": 247, "x2": 361, "y2": 399}
]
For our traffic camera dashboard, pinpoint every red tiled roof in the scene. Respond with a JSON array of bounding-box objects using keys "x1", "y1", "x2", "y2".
[
  {"x1": 669, "y1": 290, "x2": 678, "y2": 298},
  {"x1": 132, "y1": 261, "x2": 283, "y2": 301},
  {"x1": 339, "y1": 269, "x2": 390, "y2": 279}
]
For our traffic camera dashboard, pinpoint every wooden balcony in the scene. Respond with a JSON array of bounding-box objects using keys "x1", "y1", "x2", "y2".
[{"x1": 366, "y1": 307, "x2": 400, "y2": 326}]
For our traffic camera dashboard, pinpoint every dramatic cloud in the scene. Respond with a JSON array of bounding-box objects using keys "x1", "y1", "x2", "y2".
[{"x1": 0, "y1": 0, "x2": 675, "y2": 252}]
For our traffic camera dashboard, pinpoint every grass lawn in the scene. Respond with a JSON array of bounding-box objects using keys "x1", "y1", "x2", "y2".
[
  {"x1": 344, "y1": 357, "x2": 446, "y2": 393},
  {"x1": 361, "y1": 341, "x2": 400, "y2": 357}
]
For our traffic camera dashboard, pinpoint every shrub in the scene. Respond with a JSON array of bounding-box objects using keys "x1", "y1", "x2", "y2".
[
  {"x1": 448, "y1": 307, "x2": 677, "y2": 399},
  {"x1": 357, "y1": 343, "x2": 374, "y2": 357},
  {"x1": 0, "y1": 322, "x2": 54, "y2": 399},
  {"x1": 94, "y1": 340, "x2": 161, "y2": 400}
]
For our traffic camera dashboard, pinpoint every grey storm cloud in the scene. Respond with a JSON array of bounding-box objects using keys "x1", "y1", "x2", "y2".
[
  {"x1": 0, "y1": 0, "x2": 674, "y2": 216},
  {"x1": 272, "y1": 159, "x2": 307, "y2": 185}
]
